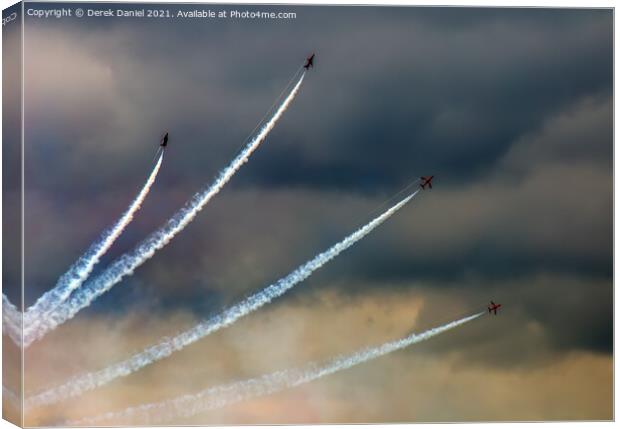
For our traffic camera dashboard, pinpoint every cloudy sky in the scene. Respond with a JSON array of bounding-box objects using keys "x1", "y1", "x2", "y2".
[{"x1": 3, "y1": 3, "x2": 613, "y2": 425}]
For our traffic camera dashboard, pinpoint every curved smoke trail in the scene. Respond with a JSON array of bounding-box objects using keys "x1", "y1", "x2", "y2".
[
  {"x1": 3, "y1": 153, "x2": 164, "y2": 346},
  {"x1": 25, "y1": 153, "x2": 164, "y2": 331},
  {"x1": 70, "y1": 312, "x2": 484, "y2": 425},
  {"x1": 2, "y1": 293, "x2": 21, "y2": 343},
  {"x1": 26, "y1": 189, "x2": 418, "y2": 408},
  {"x1": 22, "y1": 72, "x2": 306, "y2": 347}
]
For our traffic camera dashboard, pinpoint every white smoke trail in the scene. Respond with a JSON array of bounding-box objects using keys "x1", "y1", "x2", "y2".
[
  {"x1": 3, "y1": 153, "x2": 164, "y2": 346},
  {"x1": 70, "y1": 312, "x2": 484, "y2": 425},
  {"x1": 25, "y1": 189, "x2": 418, "y2": 409},
  {"x1": 24, "y1": 153, "x2": 164, "y2": 332},
  {"x1": 2, "y1": 293, "x2": 21, "y2": 344},
  {"x1": 2, "y1": 385, "x2": 21, "y2": 411},
  {"x1": 23, "y1": 72, "x2": 306, "y2": 347}
]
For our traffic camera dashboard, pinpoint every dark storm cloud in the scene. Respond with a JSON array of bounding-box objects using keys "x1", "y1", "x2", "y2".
[
  {"x1": 233, "y1": 7, "x2": 613, "y2": 189},
  {"x1": 22, "y1": 6, "x2": 612, "y2": 191}
]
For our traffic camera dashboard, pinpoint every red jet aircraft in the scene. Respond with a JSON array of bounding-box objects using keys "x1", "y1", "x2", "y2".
[
  {"x1": 304, "y1": 53, "x2": 315, "y2": 69},
  {"x1": 488, "y1": 301, "x2": 502, "y2": 315},
  {"x1": 420, "y1": 176, "x2": 434, "y2": 190}
]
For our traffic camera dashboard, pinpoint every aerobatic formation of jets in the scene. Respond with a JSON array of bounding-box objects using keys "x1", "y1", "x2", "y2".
[
  {"x1": 154, "y1": 56, "x2": 502, "y2": 327},
  {"x1": 0, "y1": 52, "x2": 512, "y2": 425},
  {"x1": 155, "y1": 57, "x2": 503, "y2": 323}
]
